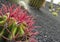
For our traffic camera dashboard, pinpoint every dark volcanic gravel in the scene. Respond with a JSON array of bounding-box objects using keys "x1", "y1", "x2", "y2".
[
  {"x1": 0, "y1": 0, "x2": 60, "y2": 42},
  {"x1": 28, "y1": 2, "x2": 60, "y2": 42}
]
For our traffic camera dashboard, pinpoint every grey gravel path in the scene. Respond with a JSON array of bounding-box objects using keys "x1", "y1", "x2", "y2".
[{"x1": 29, "y1": 2, "x2": 60, "y2": 42}]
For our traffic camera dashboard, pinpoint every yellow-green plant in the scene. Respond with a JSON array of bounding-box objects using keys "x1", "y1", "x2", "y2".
[{"x1": 49, "y1": 0, "x2": 60, "y2": 16}]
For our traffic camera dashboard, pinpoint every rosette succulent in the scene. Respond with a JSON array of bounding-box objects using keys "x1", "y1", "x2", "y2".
[{"x1": 0, "y1": 3, "x2": 40, "y2": 42}]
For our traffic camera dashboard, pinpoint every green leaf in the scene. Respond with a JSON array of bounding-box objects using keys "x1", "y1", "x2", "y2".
[
  {"x1": 0, "y1": 29, "x2": 5, "y2": 38},
  {"x1": 19, "y1": 24, "x2": 25, "y2": 36},
  {"x1": 0, "y1": 15, "x2": 7, "y2": 26},
  {"x1": 8, "y1": 21, "x2": 17, "y2": 40}
]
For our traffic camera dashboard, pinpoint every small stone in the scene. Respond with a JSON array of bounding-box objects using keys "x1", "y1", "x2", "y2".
[{"x1": 44, "y1": 35, "x2": 47, "y2": 38}]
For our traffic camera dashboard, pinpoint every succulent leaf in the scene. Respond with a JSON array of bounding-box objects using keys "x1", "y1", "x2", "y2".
[
  {"x1": 8, "y1": 20, "x2": 17, "y2": 40},
  {"x1": 0, "y1": 15, "x2": 7, "y2": 26}
]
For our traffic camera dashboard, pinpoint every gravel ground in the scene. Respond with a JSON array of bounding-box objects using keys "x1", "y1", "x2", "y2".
[
  {"x1": 0, "y1": 0, "x2": 60, "y2": 42},
  {"x1": 29, "y1": 2, "x2": 60, "y2": 42}
]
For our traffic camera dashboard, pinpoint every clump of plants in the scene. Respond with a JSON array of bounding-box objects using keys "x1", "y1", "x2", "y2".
[
  {"x1": 0, "y1": 3, "x2": 39, "y2": 42},
  {"x1": 49, "y1": 0, "x2": 60, "y2": 16}
]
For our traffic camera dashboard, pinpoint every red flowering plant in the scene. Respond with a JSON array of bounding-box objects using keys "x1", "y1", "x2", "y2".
[{"x1": 0, "y1": 3, "x2": 40, "y2": 42}]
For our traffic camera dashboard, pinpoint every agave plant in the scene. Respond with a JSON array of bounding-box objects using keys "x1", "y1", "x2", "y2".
[{"x1": 0, "y1": 3, "x2": 40, "y2": 42}]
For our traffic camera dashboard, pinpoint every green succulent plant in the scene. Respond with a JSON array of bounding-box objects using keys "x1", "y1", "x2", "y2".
[
  {"x1": 49, "y1": 0, "x2": 60, "y2": 16},
  {"x1": 0, "y1": 3, "x2": 39, "y2": 42}
]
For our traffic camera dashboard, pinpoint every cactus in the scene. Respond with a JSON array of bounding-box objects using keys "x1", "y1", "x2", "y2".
[{"x1": 29, "y1": 0, "x2": 46, "y2": 9}]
